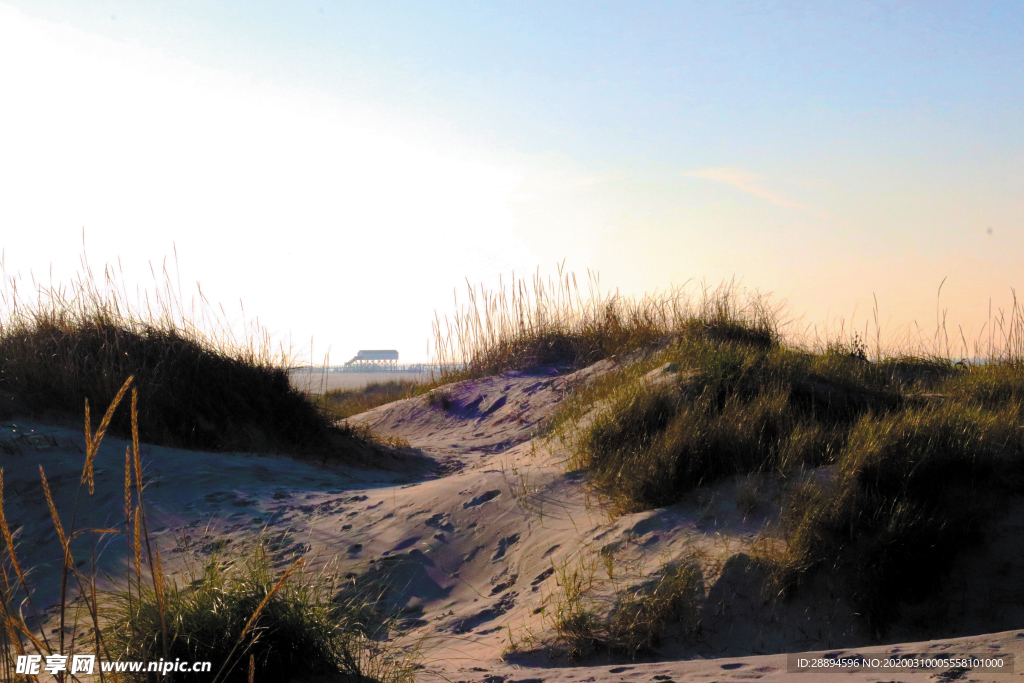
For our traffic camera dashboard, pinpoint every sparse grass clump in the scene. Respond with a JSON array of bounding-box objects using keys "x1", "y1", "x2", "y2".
[
  {"x1": 735, "y1": 475, "x2": 763, "y2": 518},
  {"x1": 321, "y1": 380, "x2": 427, "y2": 420},
  {"x1": 604, "y1": 562, "x2": 702, "y2": 657},
  {"x1": 425, "y1": 387, "x2": 456, "y2": 411},
  {"x1": 548, "y1": 555, "x2": 702, "y2": 660}
]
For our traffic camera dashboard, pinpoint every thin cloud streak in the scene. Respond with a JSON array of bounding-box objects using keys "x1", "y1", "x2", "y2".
[{"x1": 687, "y1": 167, "x2": 810, "y2": 211}]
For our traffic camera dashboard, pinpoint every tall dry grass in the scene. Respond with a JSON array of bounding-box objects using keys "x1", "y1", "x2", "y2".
[{"x1": 431, "y1": 266, "x2": 781, "y2": 381}]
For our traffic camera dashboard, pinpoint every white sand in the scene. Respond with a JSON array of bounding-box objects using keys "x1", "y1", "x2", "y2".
[{"x1": 5, "y1": 356, "x2": 1024, "y2": 682}]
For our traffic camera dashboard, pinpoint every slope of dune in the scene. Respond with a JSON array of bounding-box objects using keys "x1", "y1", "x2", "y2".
[{"x1": 6, "y1": 353, "x2": 1024, "y2": 682}]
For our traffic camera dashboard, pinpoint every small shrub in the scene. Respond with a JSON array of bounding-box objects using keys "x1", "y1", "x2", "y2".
[{"x1": 554, "y1": 611, "x2": 602, "y2": 660}]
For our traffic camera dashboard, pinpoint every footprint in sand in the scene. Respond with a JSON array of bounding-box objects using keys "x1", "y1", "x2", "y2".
[
  {"x1": 391, "y1": 537, "x2": 421, "y2": 552},
  {"x1": 490, "y1": 573, "x2": 518, "y2": 595},
  {"x1": 425, "y1": 512, "x2": 455, "y2": 532},
  {"x1": 491, "y1": 534, "x2": 520, "y2": 561},
  {"x1": 530, "y1": 567, "x2": 554, "y2": 589},
  {"x1": 464, "y1": 490, "x2": 501, "y2": 509},
  {"x1": 463, "y1": 545, "x2": 485, "y2": 563},
  {"x1": 451, "y1": 592, "x2": 518, "y2": 634}
]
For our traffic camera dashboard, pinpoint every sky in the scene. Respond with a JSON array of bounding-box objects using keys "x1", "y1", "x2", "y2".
[{"x1": 1, "y1": 1, "x2": 1022, "y2": 362}]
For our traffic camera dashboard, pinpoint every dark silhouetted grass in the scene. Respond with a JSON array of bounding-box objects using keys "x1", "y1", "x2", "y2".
[{"x1": 0, "y1": 260, "x2": 371, "y2": 457}]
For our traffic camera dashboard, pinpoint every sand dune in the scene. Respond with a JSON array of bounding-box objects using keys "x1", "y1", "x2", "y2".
[{"x1": 6, "y1": 355, "x2": 1024, "y2": 682}]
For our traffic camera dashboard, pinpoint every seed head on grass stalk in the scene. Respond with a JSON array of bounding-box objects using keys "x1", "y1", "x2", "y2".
[{"x1": 1, "y1": 381, "x2": 134, "y2": 681}]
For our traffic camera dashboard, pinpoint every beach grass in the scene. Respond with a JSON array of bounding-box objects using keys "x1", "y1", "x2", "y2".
[
  {"x1": 545, "y1": 553, "x2": 703, "y2": 660},
  {"x1": 320, "y1": 380, "x2": 428, "y2": 421},
  {"x1": 432, "y1": 268, "x2": 1024, "y2": 636},
  {"x1": 431, "y1": 267, "x2": 780, "y2": 382},
  {"x1": 105, "y1": 543, "x2": 412, "y2": 683}
]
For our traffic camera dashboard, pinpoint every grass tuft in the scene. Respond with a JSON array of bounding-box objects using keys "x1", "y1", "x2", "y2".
[
  {"x1": 106, "y1": 544, "x2": 410, "y2": 682},
  {"x1": 603, "y1": 562, "x2": 702, "y2": 657},
  {"x1": 548, "y1": 555, "x2": 703, "y2": 660}
]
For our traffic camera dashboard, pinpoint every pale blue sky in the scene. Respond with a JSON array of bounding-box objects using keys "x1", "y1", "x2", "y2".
[{"x1": 1, "y1": 2, "x2": 1022, "y2": 361}]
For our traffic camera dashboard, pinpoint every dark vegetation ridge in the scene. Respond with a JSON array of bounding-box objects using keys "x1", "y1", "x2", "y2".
[{"x1": 0, "y1": 261, "x2": 363, "y2": 456}]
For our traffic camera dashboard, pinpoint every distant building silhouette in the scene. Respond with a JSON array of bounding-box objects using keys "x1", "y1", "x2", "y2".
[{"x1": 344, "y1": 349, "x2": 399, "y2": 368}]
